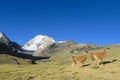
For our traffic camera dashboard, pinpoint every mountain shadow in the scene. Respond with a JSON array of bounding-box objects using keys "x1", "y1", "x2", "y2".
[{"x1": 1, "y1": 52, "x2": 50, "y2": 64}]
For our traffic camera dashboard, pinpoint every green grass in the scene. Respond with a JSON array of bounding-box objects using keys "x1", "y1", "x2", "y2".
[{"x1": 0, "y1": 45, "x2": 120, "y2": 80}]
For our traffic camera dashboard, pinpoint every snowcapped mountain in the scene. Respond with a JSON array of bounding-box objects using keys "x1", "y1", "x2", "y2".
[{"x1": 22, "y1": 35, "x2": 55, "y2": 51}]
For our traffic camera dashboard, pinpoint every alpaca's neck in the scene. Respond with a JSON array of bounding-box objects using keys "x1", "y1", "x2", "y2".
[
  {"x1": 83, "y1": 53, "x2": 87, "y2": 58},
  {"x1": 103, "y1": 49, "x2": 107, "y2": 53},
  {"x1": 102, "y1": 49, "x2": 107, "y2": 58}
]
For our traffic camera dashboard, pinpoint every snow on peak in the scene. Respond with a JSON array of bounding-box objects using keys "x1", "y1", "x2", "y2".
[
  {"x1": 22, "y1": 35, "x2": 55, "y2": 51},
  {"x1": 31, "y1": 35, "x2": 55, "y2": 44},
  {"x1": 57, "y1": 41, "x2": 66, "y2": 43},
  {"x1": 0, "y1": 32, "x2": 4, "y2": 39}
]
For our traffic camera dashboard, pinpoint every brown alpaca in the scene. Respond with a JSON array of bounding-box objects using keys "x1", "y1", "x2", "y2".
[
  {"x1": 90, "y1": 48, "x2": 110, "y2": 64},
  {"x1": 72, "y1": 51, "x2": 88, "y2": 68}
]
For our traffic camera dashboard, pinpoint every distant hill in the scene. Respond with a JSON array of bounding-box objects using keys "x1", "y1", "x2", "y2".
[
  {"x1": 21, "y1": 34, "x2": 103, "y2": 57},
  {"x1": 33, "y1": 40, "x2": 102, "y2": 56}
]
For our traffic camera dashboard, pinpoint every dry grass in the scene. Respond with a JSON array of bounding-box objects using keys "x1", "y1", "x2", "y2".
[{"x1": 0, "y1": 60, "x2": 120, "y2": 80}]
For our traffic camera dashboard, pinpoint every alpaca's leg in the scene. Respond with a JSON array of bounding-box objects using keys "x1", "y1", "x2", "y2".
[
  {"x1": 101, "y1": 59, "x2": 104, "y2": 65},
  {"x1": 72, "y1": 62, "x2": 74, "y2": 67},
  {"x1": 95, "y1": 59, "x2": 99, "y2": 66},
  {"x1": 80, "y1": 63, "x2": 83, "y2": 68},
  {"x1": 90, "y1": 59, "x2": 94, "y2": 65}
]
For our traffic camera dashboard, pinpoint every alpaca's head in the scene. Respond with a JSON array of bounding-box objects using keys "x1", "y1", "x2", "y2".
[
  {"x1": 106, "y1": 48, "x2": 110, "y2": 50},
  {"x1": 105, "y1": 47, "x2": 110, "y2": 51},
  {"x1": 103, "y1": 47, "x2": 110, "y2": 54}
]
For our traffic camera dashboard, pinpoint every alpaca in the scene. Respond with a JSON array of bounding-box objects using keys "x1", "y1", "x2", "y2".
[
  {"x1": 90, "y1": 48, "x2": 110, "y2": 65},
  {"x1": 72, "y1": 51, "x2": 88, "y2": 68}
]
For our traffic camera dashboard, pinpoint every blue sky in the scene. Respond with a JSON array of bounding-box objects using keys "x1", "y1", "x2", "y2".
[{"x1": 0, "y1": 0, "x2": 120, "y2": 45}]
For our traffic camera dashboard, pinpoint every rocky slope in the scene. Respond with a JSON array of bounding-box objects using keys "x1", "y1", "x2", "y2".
[{"x1": 0, "y1": 32, "x2": 22, "y2": 54}]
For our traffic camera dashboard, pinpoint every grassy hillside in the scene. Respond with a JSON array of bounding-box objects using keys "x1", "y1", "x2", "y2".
[
  {"x1": 0, "y1": 54, "x2": 32, "y2": 65},
  {"x1": 0, "y1": 45, "x2": 120, "y2": 80}
]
